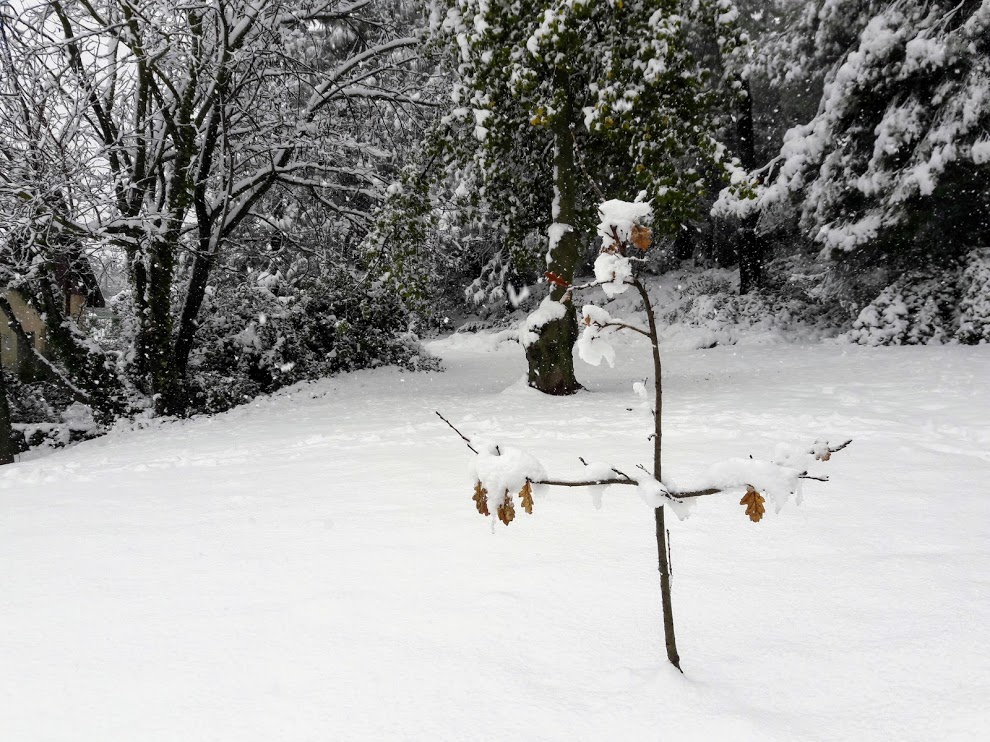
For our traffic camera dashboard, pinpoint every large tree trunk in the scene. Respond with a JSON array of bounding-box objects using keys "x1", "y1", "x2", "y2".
[
  {"x1": 0, "y1": 365, "x2": 14, "y2": 465},
  {"x1": 526, "y1": 302, "x2": 581, "y2": 394},
  {"x1": 526, "y1": 76, "x2": 582, "y2": 395},
  {"x1": 738, "y1": 211, "x2": 765, "y2": 295},
  {"x1": 736, "y1": 79, "x2": 766, "y2": 295}
]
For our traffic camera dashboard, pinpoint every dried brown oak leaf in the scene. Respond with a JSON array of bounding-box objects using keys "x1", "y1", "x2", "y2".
[
  {"x1": 740, "y1": 486, "x2": 766, "y2": 523},
  {"x1": 519, "y1": 482, "x2": 534, "y2": 514},
  {"x1": 815, "y1": 450, "x2": 832, "y2": 462},
  {"x1": 631, "y1": 224, "x2": 652, "y2": 251},
  {"x1": 473, "y1": 482, "x2": 489, "y2": 516},
  {"x1": 497, "y1": 493, "x2": 516, "y2": 526}
]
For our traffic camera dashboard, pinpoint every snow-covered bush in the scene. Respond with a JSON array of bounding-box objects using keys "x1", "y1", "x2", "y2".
[
  {"x1": 956, "y1": 249, "x2": 990, "y2": 344},
  {"x1": 2, "y1": 376, "x2": 103, "y2": 454},
  {"x1": 659, "y1": 259, "x2": 844, "y2": 346},
  {"x1": 719, "y1": 0, "x2": 990, "y2": 264},
  {"x1": 188, "y1": 269, "x2": 439, "y2": 414},
  {"x1": 844, "y1": 271, "x2": 957, "y2": 346}
]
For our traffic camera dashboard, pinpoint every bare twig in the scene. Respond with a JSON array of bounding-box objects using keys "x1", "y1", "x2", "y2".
[
  {"x1": 612, "y1": 467, "x2": 634, "y2": 481},
  {"x1": 594, "y1": 320, "x2": 651, "y2": 338},
  {"x1": 532, "y1": 477, "x2": 638, "y2": 488},
  {"x1": 435, "y1": 411, "x2": 477, "y2": 454},
  {"x1": 821, "y1": 440, "x2": 852, "y2": 454}
]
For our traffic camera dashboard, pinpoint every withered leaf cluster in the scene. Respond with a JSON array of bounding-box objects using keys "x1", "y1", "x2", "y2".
[
  {"x1": 497, "y1": 497, "x2": 515, "y2": 525},
  {"x1": 519, "y1": 482, "x2": 534, "y2": 514},
  {"x1": 473, "y1": 482, "x2": 489, "y2": 516},
  {"x1": 631, "y1": 225, "x2": 652, "y2": 251},
  {"x1": 472, "y1": 481, "x2": 535, "y2": 525},
  {"x1": 740, "y1": 486, "x2": 766, "y2": 523}
]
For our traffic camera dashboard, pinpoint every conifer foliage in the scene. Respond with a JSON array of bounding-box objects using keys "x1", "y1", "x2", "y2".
[
  {"x1": 438, "y1": 1, "x2": 751, "y2": 393},
  {"x1": 720, "y1": 0, "x2": 990, "y2": 262}
]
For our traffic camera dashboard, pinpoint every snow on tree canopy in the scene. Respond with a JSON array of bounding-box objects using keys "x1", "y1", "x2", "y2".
[{"x1": 717, "y1": 0, "x2": 990, "y2": 256}]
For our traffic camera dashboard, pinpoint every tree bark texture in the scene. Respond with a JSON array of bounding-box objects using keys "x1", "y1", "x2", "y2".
[
  {"x1": 526, "y1": 303, "x2": 581, "y2": 395},
  {"x1": 0, "y1": 365, "x2": 14, "y2": 465},
  {"x1": 736, "y1": 79, "x2": 766, "y2": 295},
  {"x1": 526, "y1": 76, "x2": 582, "y2": 395}
]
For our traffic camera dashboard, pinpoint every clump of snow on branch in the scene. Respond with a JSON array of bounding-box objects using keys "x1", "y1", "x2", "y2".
[
  {"x1": 468, "y1": 441, "x2": 547, "y2": 529},
  {"x1": 597, "y1": 199, "x2": 653, "y2": 244},
  {"x1": 707, "y1": 458, "x2": 804, "y2": 513},
  {"x1": 469, "y1": 442, "x2": 547, "y2": 501},
  {"x1": 635, "y1": 477, "x2": 694, "y2": 521},
  {"x1": 593, "y1": 199, "x2": 652, "y2": 297},
  {"x1": 579, "y1": 461, "x2": 619, "y2": 510},
  {"x1": 594, "y1": 253, "x2": 634, "y2": 298},
  {"x1": 578, "y1": 305, "x2": 617, "y2": 367},
  {"x1": 706, "y1": 440, "x2": 842, "y2": 513},
  {"x1": 519, "y1": 296, "x2": 567, "y2": 348}
]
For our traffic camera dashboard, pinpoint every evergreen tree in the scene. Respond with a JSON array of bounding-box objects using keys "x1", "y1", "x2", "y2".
[
  {"x1": 439, "y1": 0, "x2": 749, "y2": 393},
  {"x1": 719, "y1": 0, "x2": 990, "y2": 267}
]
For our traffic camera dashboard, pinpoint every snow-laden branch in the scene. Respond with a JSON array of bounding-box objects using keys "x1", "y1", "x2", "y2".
[{"x1": 438, "y1": 408, "x2": 850, "y2": 522}]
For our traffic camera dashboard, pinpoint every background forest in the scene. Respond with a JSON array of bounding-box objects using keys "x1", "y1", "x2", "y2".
[{"x1": 2, "y1": 0, "x2": 989, "y2": 458}]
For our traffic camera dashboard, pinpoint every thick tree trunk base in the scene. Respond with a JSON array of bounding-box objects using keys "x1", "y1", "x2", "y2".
[
  {"x1": 738, "y1": 214, "x2": 765, "y2": 295},
  {"x1": 525, "y1": 307, "x2": 582, "y2": 395},
  {"x1": 0, "y1": 367, "x2": 14, "y2": 465}
]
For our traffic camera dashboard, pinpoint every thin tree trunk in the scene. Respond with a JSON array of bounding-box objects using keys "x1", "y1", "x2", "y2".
[
  {"x1": 526, "y1": 74, "x2": 582, "y2": 395},
  {"x1": 633, "y1": 277, "x2": 681, "y2": 671},
  {"x1": 0, "y1": 364, "x2": 14, "y2": 465}
]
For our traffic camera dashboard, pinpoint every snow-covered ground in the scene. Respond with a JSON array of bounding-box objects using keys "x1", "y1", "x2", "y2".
[{"x1": 2, "y1": 331, "x2": 989, "y2": 740}]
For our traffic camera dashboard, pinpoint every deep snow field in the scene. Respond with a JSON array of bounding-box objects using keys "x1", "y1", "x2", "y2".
[{"x1": 2, "y1": 328, "x2": 989, "y2": 741}]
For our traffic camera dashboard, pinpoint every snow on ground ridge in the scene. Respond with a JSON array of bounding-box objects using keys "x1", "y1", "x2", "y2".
[{"x1": 1, "y1": 333, "x2": 989, "y2": 741}]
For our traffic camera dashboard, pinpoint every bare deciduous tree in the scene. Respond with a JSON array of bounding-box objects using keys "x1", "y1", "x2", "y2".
[{"x1": 1, "y1": 0, "x2": 426, "y2": 414}]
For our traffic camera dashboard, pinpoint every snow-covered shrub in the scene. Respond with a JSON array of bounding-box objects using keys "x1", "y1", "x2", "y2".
[
  {"x1": 844, "y1": 272, "x2": 957, "y2": 346},
  {"x1": 684, "y1": 273, "x2": 734, "y2": 297},
  {"x1": 3, "y1": 376, "x2": 103, "y2": 454},
  {"x1": 660, "y1": 262, "x2": 843, "y2": 347},
  {"x1": 188, "y1": 269, "x2": 439, "y2": 413},
  {"x1": 4, "y1": 376, "x2": 65, "y2": 425},
  {"x1": 956, "y1": 249, "x2": 990, "y2": 344}
]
